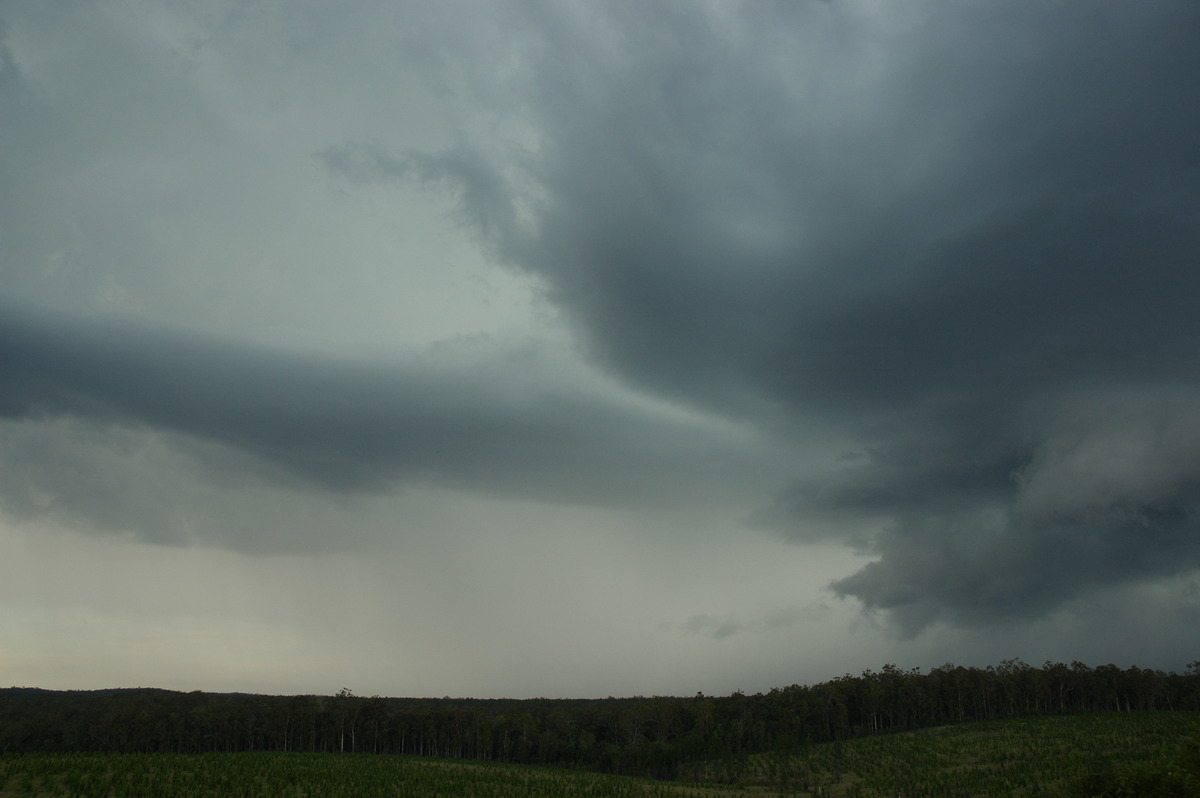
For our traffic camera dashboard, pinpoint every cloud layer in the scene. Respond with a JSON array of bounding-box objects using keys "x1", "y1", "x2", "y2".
[
  {"x1": 2, "y1": 0, "x2": 1199, "y2": 694},
  {"x1": 329, "y1": 1, "x2": 1200, "y2": 630}
]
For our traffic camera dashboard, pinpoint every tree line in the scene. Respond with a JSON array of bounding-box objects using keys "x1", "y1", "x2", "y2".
[{"x1": 2, "y1": 659, "x2": 1198, "y2": 779}]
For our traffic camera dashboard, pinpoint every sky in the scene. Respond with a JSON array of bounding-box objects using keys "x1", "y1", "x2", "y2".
[{"x1": 2, "y1": 0, "x2": 1199, "y2": 699}]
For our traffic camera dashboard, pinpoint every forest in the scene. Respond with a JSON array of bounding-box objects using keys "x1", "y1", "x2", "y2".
[{"x1": 2, "y1": 660, "x2": 1198, "y2": 780}]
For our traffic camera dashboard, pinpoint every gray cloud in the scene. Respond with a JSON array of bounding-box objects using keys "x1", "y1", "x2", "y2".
[
  {"x1": 3, "y1": 0, "x2": 1200, "y2": 696},
  {"x1": 0, "y1": 23, "x2": 17, "y2": 88},
  {"x1": 683, "y1": 604, "x2": 830, "y2": 641},
  {"x1": 0, "y1": 305, "x2": 762, "y2": 512},
  {"x1": 342, "y1": 1, "x2": 1200, "y2": 631},
  {"x1": 683, "y1": 614, "x2": 746, "y2": 640},
  {"x1": 449, "y1": 2, "x2": 1200, "y2": 415}
]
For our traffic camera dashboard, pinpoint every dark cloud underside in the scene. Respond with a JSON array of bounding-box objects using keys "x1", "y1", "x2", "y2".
[
  {"x1": 345, "y1": 1, "x2": 1200, "y2": 629},
  {"x1": 0, "y1": 306, "x2": 747, "y2": 506}
]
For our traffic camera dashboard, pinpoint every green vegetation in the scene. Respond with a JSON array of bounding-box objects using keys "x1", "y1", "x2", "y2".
[
  {"x1": 2, "y1": 660, "x2": 1198, "y2": 795},
  {"x1": 0, "y1": 711, "x2": 1196, "y2": 797},
  {"x1": 0, "y1": 751, "x2": 741, "y2": 798},
  {"x1": 1059, "y1": 722, "x2": 1200, "y2": 798},
  {"x1": 706, "y1": 710, "x2": 1200, "y2": 797},
  {"x1": 4, "y1": 659, "x2": 1199, "y2": 782}
]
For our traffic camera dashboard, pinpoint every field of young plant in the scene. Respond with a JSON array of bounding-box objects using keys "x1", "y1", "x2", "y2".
[
  {"x1": 0, "y1": 751, "x2": 748, "y2": 798},
  {"x1": 717, "y1": 710, "x2": 1200, "y2": 797}
]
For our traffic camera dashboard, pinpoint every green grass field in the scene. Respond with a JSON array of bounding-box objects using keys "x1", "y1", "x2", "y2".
[
  {"x1": 716, "y1": 710, "x2": 1200, "y2": 797},
  {"x1": 2, "y1": 711, "x2": 1196, "y2": 797}
]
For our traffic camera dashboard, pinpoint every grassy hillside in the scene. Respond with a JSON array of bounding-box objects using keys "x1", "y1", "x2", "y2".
[
  {"x1": 0, "y1": 711, "x2": 1196, "y2": 797},
  {"x1": 703, "y1": 710, "x2": 1200, "y2": 797}
]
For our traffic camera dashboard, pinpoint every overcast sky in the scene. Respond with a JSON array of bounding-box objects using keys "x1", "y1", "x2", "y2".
[{"x1": 2, "y1": 0, "x2": 1199, "y2": 699}]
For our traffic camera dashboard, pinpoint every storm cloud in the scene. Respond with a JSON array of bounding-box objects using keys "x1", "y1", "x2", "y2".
[
  {"x1": 0, "y1": 304, "x2": 770, "y2": 534},
  {"x1": 313, "y1": 1, "x2": 1200, "y2": 630},
  {"x1": 1, "y1": 0, "x2": 1199, "y2": 696}
]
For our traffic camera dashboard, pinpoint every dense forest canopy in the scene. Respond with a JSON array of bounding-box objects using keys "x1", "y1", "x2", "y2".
[{"x1": 3, "y1": 660, "x2": 1198, "y2": 779}]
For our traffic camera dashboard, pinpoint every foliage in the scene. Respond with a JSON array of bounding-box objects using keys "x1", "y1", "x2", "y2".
[
  {"x1": 0, "y1": 712, "x2": 1195, "y2": 798},
  {"x1": 1, "y1": 659, "x2": 1198, "y2": 781}
]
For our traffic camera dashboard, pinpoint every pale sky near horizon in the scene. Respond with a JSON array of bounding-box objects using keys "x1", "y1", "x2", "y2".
[{"x1": 2, "y1": 0, "x2": 1199, "y2": 699}]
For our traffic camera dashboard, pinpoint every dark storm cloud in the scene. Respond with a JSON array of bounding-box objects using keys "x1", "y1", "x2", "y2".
[
  {"x1": 830, "y1": 501, "x2": 1200, "y2": 636},
  {"x1": 347, "y1": 1, "x2": 1200, "y2": 630},
  {"x1": 0, "y1": 305, "x2": 747, "y2": 509}
]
